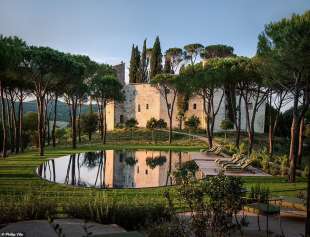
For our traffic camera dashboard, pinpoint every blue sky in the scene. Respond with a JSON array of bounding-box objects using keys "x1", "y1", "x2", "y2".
[{"x1": 0, "y1": 0, "x2": 309, "y2": 81}]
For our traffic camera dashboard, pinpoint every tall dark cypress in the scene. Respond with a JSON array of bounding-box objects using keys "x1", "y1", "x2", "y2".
[
  {"x1": 139, "y1": 39, "x2": 148, "y2": 83},
  {"x1": 129, "y1": 44, "x2": 137, "y2": 83},
  {"x1": 134, "y1": 46, "x2": 141, "y2": 82},
  {"x1": 129, "y1": 44, "x2": 141, "y2": 83},
  {"x1": 150, "y1": 36, "x2": 162, "y2": 79}
]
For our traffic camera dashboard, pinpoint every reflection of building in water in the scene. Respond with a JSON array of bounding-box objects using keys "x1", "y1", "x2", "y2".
[
  {"x1": 38, "y1": 150, "x2": 201, "y2": 189},
  {"x1": 103, "y1": 150, "x2": 192, "y2": 188}
]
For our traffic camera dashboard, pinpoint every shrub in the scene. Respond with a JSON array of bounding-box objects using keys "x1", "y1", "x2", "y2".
[
  {"x1": 270, "y1": 163, "x2": 280, "y2": 176},
  {"x1": 220, "y1": 119, "x2": 234, "y2": 131},
  {"x1": 146, "y1": 117, "x2": 158, "y2": 129},
  {"x1": 162, "y1": 173, "x2": 244, "y2": 236},
  {"x1": 63, "y1": 193, "x2": 170, "y2": 230},
  {"x1": 80, "y1": 112, "x2": 98, "y2": 140},
  {"x1": 239, "y1": 142, "x2": 247, "y2": 154},
  {"x1": 184, "y1": 115, "x2": 200, "y2": 131},
  {"x1": 279, "y1": 155, "x2": 288, "y2": 176},
  {"x1": 125, "y1": 118, "x2": 138, "y2": 128},
  {"x1": 0, "y1": 194, "x2": 57, "y2": 224},
  {"x1": 302, "y1": 165, "x2": 309, "y2": 178},
  {"x1": 248, "y1": 184, "x2": 270, "y2": 203},
  {"x1": 156, "y1": 119, "x2": 167, "y2": 129},
  {"x1": 55, "y1": 128, "x2": 66, "y2": 140}
]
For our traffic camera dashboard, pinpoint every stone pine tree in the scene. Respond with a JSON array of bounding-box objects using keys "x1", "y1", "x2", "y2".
[
  {"x1": 257, "y1": 11, "x2": 310, "y2": 183},
  {"x1": 139, "y1": 39, "x2": 148, "y2": 83},
  {"x1": 201, "y1": 45, "x2": 236, "y2": 125},
  {"x1": 129, "y1": 44, "x2": 140, "y2": 83},
  {"x1": 150, "y1": 36, "x2": 162, "y2": 79}
]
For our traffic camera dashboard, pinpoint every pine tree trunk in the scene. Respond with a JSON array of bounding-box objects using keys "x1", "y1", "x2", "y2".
[
  {"x1": 7, "y1": 96, "x2": 15, "y2": 153},
  {"x1": 47, "y1": 115, "x2": 50, "y2": 146},
  {"x1": 206, "y1": 120, "x2": 213, "y2": 149},
  {"x1": 288, "y1": 92, "x2": 300, "y2": 183},
  {"x1": 298, "y1": 117, "x2": 305, "y2": 166},
  {"x1": 306, "y1": 161, "x2": 310, "y2": 237},
  {"x1": 169, "y1": 117, "x2": 172, "y2": 144},
  {"x1": 103, "y1": 102, "x2": 107, "y2": 144},
  {"x1": 100, "y1": 103, "x2": 104, "y2": 141},
  {"x1": 0, "y1": 81, "x2": 7, "y2": 158},
  {"x1": 78, "y1": 101, "x2": 82, "y2": 144},
  {"x1": 268, "y1": 125, "x2": 273, "y2": 155},
  {"x1": 71, "y1": 98, "x2": 77, "y2": 149},
  {"x1": 8, "y1": 91, "x2": 19, "y2": 153},
  {"x1": 19, "y1": 92, "x2": 24, "y2": 152},
  {"x1": 16, "y1": 99, "x2": 21, "y2": 154},
  {"x1": 37, "y1": 96, "x2": 45, "y2": 156},
  {"x1": 235, "y1": 95, "x2": 242, "y2": 148},
  {"x1": 52, "y1": 95, "x2": 58, "y2": 147}
]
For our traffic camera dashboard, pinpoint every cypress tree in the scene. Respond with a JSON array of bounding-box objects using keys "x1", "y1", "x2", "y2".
[
  {"x1": 129, "y1": 44, "x2": 141, "y2": 83},
  {"x1": 150, "y1": 36, "x2": 162, "y2": 79},
  {"x1": 139, "y1": 39, "x2": 148, "y2": 83},
  {"x1": 134, "y1": 46, "x2": 141, "y2": 82},
  {"x1": 129, "y1": 44, "x2": 137, "y2": 83}
]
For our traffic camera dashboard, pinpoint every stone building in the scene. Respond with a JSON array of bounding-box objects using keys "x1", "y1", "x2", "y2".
[{"x1": 106, "y1": 63, "x2": 266, "y2": 133}]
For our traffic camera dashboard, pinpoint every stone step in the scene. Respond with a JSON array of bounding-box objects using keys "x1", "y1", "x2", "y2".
[{"x1": 0, "y1": 219, "x2": 128, "y2": 237}]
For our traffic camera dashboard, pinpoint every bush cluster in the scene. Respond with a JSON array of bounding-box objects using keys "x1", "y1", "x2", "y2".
[
  {"x1": 63, "y1": 193, "x2": 171, "y2": 230},
  {"x1": 0, "y1": 194, "x2": 57, "y2": 224}
]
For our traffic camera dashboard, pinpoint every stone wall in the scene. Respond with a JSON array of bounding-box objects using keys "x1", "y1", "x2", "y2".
[{"x1": 106, "y1": 62, "x2": 266, "y2": 134}]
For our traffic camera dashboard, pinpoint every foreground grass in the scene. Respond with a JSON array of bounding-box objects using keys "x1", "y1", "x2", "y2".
[{"x1": 0, "y1": 141, "x2": 306, "y2": 208}]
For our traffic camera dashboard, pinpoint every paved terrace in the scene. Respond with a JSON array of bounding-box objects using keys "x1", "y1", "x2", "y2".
[
  {"x1": 167, "y1": 130, "x2": 269, "y2": 177},
  {"x1": 189, "y1": 152, "x2": 270, "y2": 177}
]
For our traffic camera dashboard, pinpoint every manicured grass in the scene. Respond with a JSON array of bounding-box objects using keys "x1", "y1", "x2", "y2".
[{"x1": 0, "y1": 142, "x2": 306, "y2": 209}]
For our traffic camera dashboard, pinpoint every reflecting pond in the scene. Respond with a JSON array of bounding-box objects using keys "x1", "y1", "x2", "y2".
[{"x1": 37, "y1": 150, "x2": 202, "y2": 188}]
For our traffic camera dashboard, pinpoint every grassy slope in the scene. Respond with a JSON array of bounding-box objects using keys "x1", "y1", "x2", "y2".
[{"x1": 0, "y1": 142, "x2": 306, "y2": 208}]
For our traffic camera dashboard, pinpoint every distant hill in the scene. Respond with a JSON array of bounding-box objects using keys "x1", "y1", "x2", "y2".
[{"x1": 22, "y1": 100, "x2": 97, "y2": 122}]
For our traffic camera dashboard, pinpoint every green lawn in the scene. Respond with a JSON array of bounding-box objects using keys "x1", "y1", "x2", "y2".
[{"x1": 0, "y1": 142, "x2": 306, "y2": 208}]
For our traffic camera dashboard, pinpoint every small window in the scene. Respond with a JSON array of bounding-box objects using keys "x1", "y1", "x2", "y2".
[
  {"x1": 146, "y1": 104, "x2": 149, "y2": 109},
  {"x1": 145, "y1": 169, "x2": 148, "y2": 175},
  {"x1": 137, "y1": 166, "x2": 139, "y2": 174},
  {"x1": 138, "y1": 104, "x2": 141, "y2": 112},
  {"x1": 119, "y1": 153, "x2": 124, "y2": 162},
  {"x1": 193, "y1": 103, "x2": 197, "y2": 110},
  {"x1": 120, "y1": 115, "x2": 124, "y2": 123}
]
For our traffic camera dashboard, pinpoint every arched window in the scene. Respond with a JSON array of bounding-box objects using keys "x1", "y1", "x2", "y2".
[
  {"x1": 138, "y1": 104, "x2": 141, "y2": 112},
  {"x1": 193, "y1": 103, "x2": 197, "y2": 110}
]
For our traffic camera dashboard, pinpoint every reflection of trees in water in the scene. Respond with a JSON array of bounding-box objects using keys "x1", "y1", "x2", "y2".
[
  {"x1": 124, "y1": 150, "x2": 137, "y2": 166},
  {"x1": 146, "y1": 155, "x2": 167, "y2": 169},
  {"x1": 166, "y1": 150, "x2": 173, "y2": 186},
  {"x1": 82, "y1": 152, "x2": 101, "y2": 169},
  {"x1": 94, "y1": 151, "x2": 106, "y2": 188},
  {"x1": 65, "y1": 154, "x2": 77, "y2": 185},
  {"x1": 39, "y1": 158, "x2": 56, "y2": 182},
  {"x1": 38, "y1": 150, "x2": 194, "y2": 189}
]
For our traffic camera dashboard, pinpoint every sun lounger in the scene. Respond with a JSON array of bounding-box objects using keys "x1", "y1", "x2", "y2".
[
  {"x1": 224, "y1": 159, "x2": 253, "y2": 172},
  {"x1": 215, "y1": 153, "x2": 239, "y2": 164},
  {"x1": 221, "y1": 156, "x2": 248, "y2": 168}
]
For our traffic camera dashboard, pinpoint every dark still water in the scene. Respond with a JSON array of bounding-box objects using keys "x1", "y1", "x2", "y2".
[{"x1": 37, "y1": 150, "x2": 199, "y2": 189}]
